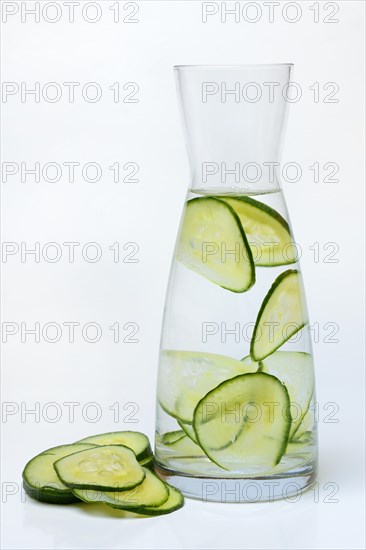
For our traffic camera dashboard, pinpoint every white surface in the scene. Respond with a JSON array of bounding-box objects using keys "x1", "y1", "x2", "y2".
[{"x1": 1, "y1": 1, "x2": 365, "y2": 549}]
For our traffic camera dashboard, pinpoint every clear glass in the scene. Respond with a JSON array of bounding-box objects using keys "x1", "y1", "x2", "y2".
[{"x1": 154, "y1": 65, "x2": 318, "y2": 502}]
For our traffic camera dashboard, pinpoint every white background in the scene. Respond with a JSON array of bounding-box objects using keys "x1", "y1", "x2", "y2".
[{"x1": 1, "y1": 1, "x2": 365, "y2": 549}]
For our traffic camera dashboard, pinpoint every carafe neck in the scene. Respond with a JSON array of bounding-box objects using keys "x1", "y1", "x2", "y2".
[{"x1": 175, "y1": 65, "x2": 293, "y2": 194}]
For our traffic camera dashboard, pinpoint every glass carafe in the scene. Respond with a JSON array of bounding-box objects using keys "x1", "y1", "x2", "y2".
[{"x1": 154, "y1": 65, "x2": 318, "y2": 502}]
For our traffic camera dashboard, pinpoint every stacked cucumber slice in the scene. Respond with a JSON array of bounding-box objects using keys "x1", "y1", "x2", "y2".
[
  {"x1": 77, "y1": 431, "x2": 152, "y2": 462},
  {"x1": 158, "y1": 194, "x2": 314, "y2": 471},
  {"x1": 22, "y1": 443, "x2": 97, "y2": 504},
  {"x1": 54, "y1": 445, "x2": 145, "y2": 491},
  {"x1": 73, "y1": 473, "x2": 183, "y2": 516},
  {"x1": 22, "y1": 431, "x2": 184, "y2": 516}
]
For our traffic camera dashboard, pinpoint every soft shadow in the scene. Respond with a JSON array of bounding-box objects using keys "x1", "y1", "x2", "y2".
[
  {"x1": 23, "y1": 499, "x2": 157, "y2": 549},
  {"x1": 72, "y1": 501, "x2": 149, "y2": 520}
]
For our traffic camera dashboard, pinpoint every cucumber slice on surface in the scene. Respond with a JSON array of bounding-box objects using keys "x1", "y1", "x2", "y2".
[
  {"x1": 251, "y1": 269, "x2": 308, "y2": 361},
  {"x1": 242, "y1": 352, "x2": 314, "y2": 439},
  {"x1": 132, "y1": 484, "x2": 184, "y2": 516},
  {"x1": 22, "y1": 443, "x2": 96, "y2": 504},
  {"x1": 54, "y1": 445, "x2": 145, "y2": 491},
  {"x1": 177, "y1": 197, "x2": 255, "y2": 293},
  {"x1": 218, "y1": 196, "x2": 296, "y2": 266},
  {"x1": 158, "y1": 350, "x2": 257, "y2": 423},
  {"x1": 76, "y1": 431, "x2": 152, "y2": 462},
  {"x1": 193, "y1": 372, "x2": 291, "y2": 470},
  {"x1": 72, "y1": 468, "x2": 169, "y2": 510},
  {"x1": 138, "y1": 455, "x2": 154, "y2": 469}
]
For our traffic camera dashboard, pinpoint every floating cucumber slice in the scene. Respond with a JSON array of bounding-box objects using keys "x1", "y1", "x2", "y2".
[
  {"x1": 22, "y1": 443, "x2": 96, "y2": 504},
  {"x1": 157, "y1": 432, "x2": 206, "y2": 458},
  {"x1": 76, "y1": 431, "x2": 152, "y2": 462},
  {"x1": 158, "y1": 350, "x2": 257, "y2": 423},
  {"x1": 157, "y1": 430, "x2": 205, "y2": 457},
  {"x1": 193, "y1": 372, "x2": 291, "y2": 470},
  {"x1": 177, "y1": 421, "x2": 198, "y2": 443},
  {"x1": 292, "y1": 402, "x2": 316, "y2": 441},
  {"x1": 161, "y1": 430, "x2": 186, "y2": 446},
  {"x1": 177, "y1": 197, "x2": 255, "y2": 293},
  {"x1": 54, "y1": 445, "x2": 145, "y2": 491},
  {"x1": 133, "y1": 484, "x2": 184, "y2": 516},
  {"x1": 218, "y1": 196, "x2": 296, "y2": 266},
  {"x1": 251, "y1": 269, "x2": 307, "y2": 361},
  {"x1": 242, "y1": 351, "x2": 314, "y2": 438},
  {"x1": 72, "y1": 468, "x2": 169, "y2": 510}
]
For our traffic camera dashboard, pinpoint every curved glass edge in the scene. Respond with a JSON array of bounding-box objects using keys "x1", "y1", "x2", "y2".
[{"x1": 174, "y1": 63, "x2": 294, "y2": 71}]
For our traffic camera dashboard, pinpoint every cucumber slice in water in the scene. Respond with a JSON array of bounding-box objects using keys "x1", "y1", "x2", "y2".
[
  {"x1": 157, "y1": 432, "x2": 206, "y2": 457},
  {"x1": 177, "y1": 421, "x2": 198, "y2": 443},
  {"x1": 219, "y1": 196, "x2": 296, "y2": 266},
  {"x1": 158, "y1": 350, "x2": 257, "y2": 423},
  {"x1": 72, "y1": 468, "x2": 169, "y2": 510},
  {"x1": 161, "y1": 430, "x2": 186, "y2": 446},
  {"x1": 76, "y1": 431, "x2": 152, "y2": 462},
  {"x1": 251, "y1": 269, "x2": 308, "y2": 361},
  {"x1": 242, "y1": 351, "x2": 314, "y2": 438},
  {"x1": 193, "y1": 372, "x2": 291, "y2": 470},
  {"x1": 22, "y1": 443, "x2": 96, "y2": 504},
  {"x1": 177, "y1": 197, "x2": 255, "y2": 293},
  {"x1": 292, "y1": 403, "x2": 316, "y2": 441},
  {"x1": 54, "y1": 445, "x2": 145, "y2": 491}
]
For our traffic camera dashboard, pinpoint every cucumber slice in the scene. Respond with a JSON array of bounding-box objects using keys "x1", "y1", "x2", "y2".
[
  {"x1": 158, "y1": 350, "x2": 257, "y2": 423},
  {"x1": 133, "y1": 484, "x2": 184, "y2": 516},
  {"x1": 177, "y1": 421, "x2": 198, "y2": 443},
  {"x1": 161, "y1": 430, "x2": 186, "y2": 446},
  {"x1": 251, "y1": 269, "x2": 307, "y2": 361},
  {"x1": 54, "y1": 445, "x2": 145, "y2": 491},
  {"x1": 76, "y1": 431, "x2": 152, "y2": 462},
  {"x1": 138, "y1": 455, "x2": 154, "y2": 469},
  {"x1": 22, "y1": 443, "x2": 96, "y2": 504},
  {"x1": 157, "y1": 432, "x2": 206, "y2": 457},
  {"x1": 218, "y1": 196, "x2": 296, "y2": 266},
  {"x1": 292, "y1": 402, "x2": 316, "y2": 441},
  {"x1": 72, "y1": 468, "x2": 169, "y2": 510},
  {"x1": 242, "y1": 352, "x2": 314, "y2": 439},
  {"x1": 170, "y1": 436, "x2": 205, "y2": 457},
  {"x1": 177, "y1": 197, "x2": 255, "y2": 293},
  {"x1": 193, "y1": 372, "x2": 291, "y2": 470}
]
